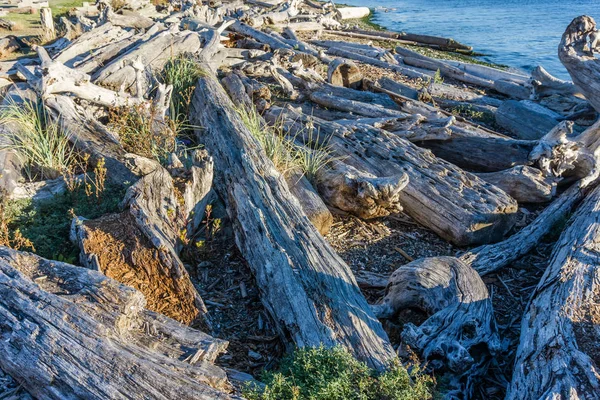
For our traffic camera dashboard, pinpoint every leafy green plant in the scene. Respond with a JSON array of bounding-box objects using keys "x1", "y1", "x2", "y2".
[
  {"x1": 432, "y1": 69, "x2": 444, "y2": 84},
  {"x1": 0, "y1": 97, "x2": 75, "y2": 181},
  {"x1": 244, "y1": 346, "x2": 434, "y2": 400}
]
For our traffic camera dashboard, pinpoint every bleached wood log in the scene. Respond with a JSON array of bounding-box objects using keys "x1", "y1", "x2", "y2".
[
  {"x1": 351, "y1": 28, "x2": 472, "y2": 51},
  {"x1": 92, "y1": 27, "x2": 201, "y2": 95},
  {"x1": 99, "y1": 7, "x2": 154, "y2": 29},
  {"x1": 327, "y1": 58, "x2": 362, "y2": 89},
  {"x1": 374, "y1": 257, "x2": 500, "y2": 399},
  {"x1": 228, "y1": 21, "x2": 294, "y2": 50},
  {"x1": 475, "y1": 166, "x2": 556, "y2": 203},
  {"x1": 315, "y1": 159, "x2": 409, "y2": 219},
  {"x1": 73, "y1": 24, "x2": 164, "y2": 74},
  {"x1": 325, "y1": 46, "x2": 432, "y2": 79},
  {"x1": 507, "y1": 182, "x2": 600, "y2": 399},
  {"x1": 73, "y1": 166, "x2": 211, "y2": 327},
  {"x1": 45, "y1": 95, "x2": 140, "y2": 186},
  {"x1": 445, "y1": 59, "x2": 529, "y2": 84},
  {"x1": 426, "y1": 82, "x2": 503, "y2": 107},
  {"x1": 54, "y1": 22, "x2": 135, "y2": 67},
  {"x1": 0, "y1": 36, "x2": 20, "y2": 58},
  {"x1": 460, "y1": 181, "x2": 594, "y2": 276},
  {"x1": 22, "y1": 46, "x2": 141, "y2": 107},
  {"x1": 395, "y1": 47, "x2": 495, "y2": 88},
  {"x1": 267, "y1": 106, "x2": 518, "y2": 245},
  {"x1": 529, "y1": 120, "x2": 595, "y2": 181},
  {"x1": 558, "y1": 15, "x2": 600, "y2": 113},
  {"x1": 492, "y1": 78, "x2": 531, "y2": 100},
  {"x1": 530, "y1": 65, "x2": 580, "y2": 98},
  {"x1": 286, "y1": 171, "x2": 334, "y2": 235},
  {"x1": 190, "y1": 70, "x2": 397, "y2": 371},
  {"x1": 0, "y1": 18, "x2": 15, "y2": 31},
  {"x1": 335, "y1": 6, "x2": 369, "y2": 20},
  {"x1": 334, "y1": 114, "x2": 454, "y2": 142},
  {"x1": 40, "y1": 7, "x2": 55, "y2": 41},
  {"x1": 420, "y1": 135, "x2": 535, "y2": 172},
  {"x1": 495, "y1": 100, "x2": 561, "y2": 140},
  {"x1": 0, "y1": 247, "x2": 234, "y2": 400}
]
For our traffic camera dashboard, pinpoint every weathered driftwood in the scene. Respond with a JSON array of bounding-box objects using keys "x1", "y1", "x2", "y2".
[
  {"x1": 190, "y1": 71, "x2": 396, "y2": 371},
  {"x1": 54, "y1": 22, "x2": 135, "y2": 68},
  {"x1": 558, "y1": 15, "x2": 600, "y2": 113},
  {"x1": 507, "y1": 182, "x2": 600, "y2": 399},
  {"x1": 92, "y1": 26, "x2": 201, "y2": 95},
  {"x1": 327, "y1": 58, "x2": 362, "y2": 89},
  {"x1": 267, "y1": 106, "x2": 518, "y2": 246},
  {"x1": 495, "y1": 100, "x2": 561, "y2": 140},
  {"x1": 0, "y1": 18, "x2": 15, "y2": 31},
  {"x1": 475, "y1": 165, "x2": 556, "y2": 203},
  {"x1": 395, "y1": 47, "x2": 495, "y2": 89},
  {"x1": 40, "y1": 7, "x2": 55, "y2": 41},
  {"x1": 419, "y1": 135, "x2": 535, "y2": 172},
  {"x1": 315, "y1": 158, "x2": 409, "y2": 220},
  {"x1": 349, "y1": 28, "x2": 473, "y2": 51},
  {"x1": 336, "y1": 6, "x2": 369, "y2": 20},
  {"x1": 445, "y1": 59, "x2": 528, "y2": 84},
  {"x1": 22, "y1": 46, "x2": 141, "y2": 108},
  {"x1": 0, "y1": 247, "x2": 234, "y2": 400},
  {"x1": 73, "y1": 24, "x2": 164, "y2": 74},
  {"x1": 530, "y1": 65, "x2": 581, "y2": 98},
  {"x1": 460, "y1": 181, "x2": 594, "y2": 276},
  {"x1": 73, "y1": 166, "x2": 210, "y2": 327},
  {"x1": 99, "y1": 4, "x2": 154, "y2": 29},
  {"x1": 374, "y1": 257, "x2": 500, "y2": 399},
  {"x1": 0, "y1": 36, "x2": 21, "y2": 58},
  {"x1": 325, "y1": 46, "x2": 432, "y2": 80},
  {"x1": 426, "y1": 81, "x2": 503, "y2": 107},
  {"x1": 529, "y1": 120, "x2": 595, "y2": 181},
  {"x1": 45, "y1": 95, "x2": 140, "y2": 186},
  {"x1": 286, "y1": 171, "x2": 333, "y2": 235}
]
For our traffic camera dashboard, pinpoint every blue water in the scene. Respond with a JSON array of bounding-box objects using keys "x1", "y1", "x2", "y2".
[{"x1": 341, "y1": 0, "x2": 599, "y2": 80}]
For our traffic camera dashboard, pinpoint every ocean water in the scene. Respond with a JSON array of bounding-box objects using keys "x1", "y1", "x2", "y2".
[{"x1": 340, "y1": 0, "x2": 599, "y2": 80}]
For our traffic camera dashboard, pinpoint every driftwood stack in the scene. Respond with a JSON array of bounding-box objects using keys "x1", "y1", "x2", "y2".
[{"x1": 1, "y1": 1, "x2": 600, "y2": 399}]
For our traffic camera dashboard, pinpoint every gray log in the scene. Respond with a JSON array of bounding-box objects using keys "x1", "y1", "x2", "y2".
[
  {"x1": 495, "y1": 100, "x2": 561, "y2": 140},
  {"x1": 507, "y1": 182, "x2": 600, "y2": 399},
  {"x1": 0, "y1": 247, "x2": 234, "y2": 400},
  {"x1": 190, "y1": 71, "x2": 396, "y2": 371}
]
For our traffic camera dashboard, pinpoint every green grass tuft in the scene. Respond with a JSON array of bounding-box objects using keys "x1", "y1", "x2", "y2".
[
  {"x1": 161, "y1": 55, "x2": 207, "y2": 125},
  {"x1": 0, "y1": 97, "x2": 75, "y2": 181},
  {"x1": 244, "y1": 345, "x2": 434, "y2": 400}
]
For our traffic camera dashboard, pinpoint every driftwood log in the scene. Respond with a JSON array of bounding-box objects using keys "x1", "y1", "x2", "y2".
[
  {"x1": 73, "y1": 166, "x2": 211, "y2": 327},
  {"x1": 0, "y1": 247, "x2": 234, "y2": 400},
  {"x1": 558, "y1": 15, "x2": 600, "y2": 113},
  {"x1": 190, "y1": 70, "x2": 396, "y2": 371},
  {"x1": 267, "y1": 106, "x2": 518, "y2": 246},
  {"x1": 374, "y1": 257, "x2": 500, "y2": 399},
  {"x1": 507, "y1": 182, "x2": 600, "y2": 399}
]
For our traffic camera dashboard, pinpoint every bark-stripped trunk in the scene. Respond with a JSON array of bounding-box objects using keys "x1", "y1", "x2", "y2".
[
  {"x1": 0, "y1": 247, "x2": 233, "y2": 400},
  {"x1": 190, "y1": 71, "x2": 396, "y2": 371},
  {"x1": 507, "y1": 183, "x2": 600, "y2": 399}
]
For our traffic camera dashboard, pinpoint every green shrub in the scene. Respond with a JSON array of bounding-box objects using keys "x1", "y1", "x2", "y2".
[{"x1": 244, "y1": 346, "x2": 434, "y2": 400}]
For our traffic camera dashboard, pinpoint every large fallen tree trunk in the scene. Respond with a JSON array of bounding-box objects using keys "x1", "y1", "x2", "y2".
[
  {"x1": 507, "y1": 182, "x2": 600, "y2": 399},
  {"x1": 190, "y1": 70, "x2": 396, "y2": 371},
  {"x1": 0, "y1": 247, "x2": 234, "y2": 400},
  {"x1": 374, "y1": 257, "x2": 500, "y2": 399}
]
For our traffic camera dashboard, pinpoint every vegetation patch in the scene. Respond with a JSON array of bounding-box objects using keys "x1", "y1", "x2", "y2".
[
  {"x1": 244, "y1": 346, "x2": 434, "y2": 400},
  {"x1": 3, "y1": 183, "x2": 125, "y2": 263}
]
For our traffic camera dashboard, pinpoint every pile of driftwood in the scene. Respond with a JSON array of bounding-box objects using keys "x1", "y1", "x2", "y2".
[{"x1": 1, "y1": 0, "x2": 600, "y2": 398}]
